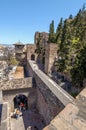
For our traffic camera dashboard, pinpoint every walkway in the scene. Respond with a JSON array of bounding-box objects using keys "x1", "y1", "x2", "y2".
[
  {"x1": 29, "y1": 60, "x2": 74, "y2": 106},
  {"x1": 23, "y1": 109, "x2": 45, "y2": 130},
  {"x1": 11, "y1": 116, "x2": 25, "y2": 130},
  {"x1": 11, "y1": 109, "x2": 45, "y2": 130},
  {"x1": 43, "y1": 88, "x2": 86, "y2": 130}
]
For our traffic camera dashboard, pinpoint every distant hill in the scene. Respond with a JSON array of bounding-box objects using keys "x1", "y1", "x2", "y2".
[
  {"x1": 0, "y1": 44, "x2": 14, "y2": 48},
  {"x1": 0, "y1": 45, "x2": 4, "y2": 49},
  {"x1": 2, "y1": 44, "x2": 13, "y2": 46}
]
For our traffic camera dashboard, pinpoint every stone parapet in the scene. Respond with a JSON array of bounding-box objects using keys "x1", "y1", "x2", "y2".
[
  {"x1": 28, "y1": 60, "x2": 74, "y2": 124},
  {"x1": 0, "y1": 77, "x2": 32, "y2": 91},
  {"x1": 28, "y1": 60, "x2": 73, "y2": 106},
  {"x1": 0, "y1": 102, "x2": 10, "y2": 130}
]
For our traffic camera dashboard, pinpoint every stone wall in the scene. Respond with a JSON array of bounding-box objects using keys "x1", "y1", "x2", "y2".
[
  {"x1": 45, "y1": 43, "x2": 58, "y2": 74},
  {"x1": 27, "y1": 61, "x2": 66, "y2": 124},
  {"x1": 3, "y1": 88, "x2": 37, "y2": 111},
  {"x1": 26, "y1": 61, "x2": 34, "y2": 77},
  {"x1": 43, "y1": 88, "x2": 86, "y2": 130},
  {"x1": 27, "y1": 44, "x2": 37, "y2": 61},
  {"x1": 34, "y1": 72, "x2": 64, "y2": 124},
  {"x1": 0, "y1": 77, "x2": 32, "y2": 91},
  {"x1": 36, "y1": 88, "x2": 63, "y2": 124},
  {"x1": 0, "y1": 102, "x2": 10, "y2": 130},
  {"x1": 0, "y1": 91, "x2": 2, "y2": 104},
  {"x1": 0, "y1": 77, "x2": 36, "y2": 112},
  {"x1": 34, "y1": 32, "x2": 49, "y2": 64}
]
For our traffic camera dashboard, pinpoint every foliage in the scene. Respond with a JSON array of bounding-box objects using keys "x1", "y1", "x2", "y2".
[
  {"x1": 48, "y1": 20, "x2": 56, "y2": 43},
  {"x1": 9, "y1": 56, "x2": 19, "y2": 65},
  {"x1": 70, "y1": 44, "x2": 86, "y2": 87},
  {"x1": 56, "y1": 18, "x2": 63, "y2": 45},
  {"x1": 35, "y1": 33, "x2": 43, "y2": 54},
  {"x1": 53, "y1": 5, "x2": 86, "y2": 88}
]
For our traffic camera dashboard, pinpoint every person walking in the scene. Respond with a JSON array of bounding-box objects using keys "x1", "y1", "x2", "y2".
[{"x1": 19, "y1": 102, "x2": 24, "y2": 111}]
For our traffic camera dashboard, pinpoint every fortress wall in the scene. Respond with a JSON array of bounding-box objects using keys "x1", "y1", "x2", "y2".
[
  {"x1": 35, "y1": 72, "x2": 64, "y2": 124},
  {"x1": 43, "y1": 88, "x2": 86, "y2": 130},
  {"x1": 27, "y1": 44, "x2": 38, "y2": 61},
  {"x1": 36, "y1": 88, "x2": 63, "y2": 125},
  {"x1": 3, "y1": 88, "x2": 37, "y2": 111},
  {"x1": 45, "y1": 43, "x2": 58, "y2": 74},
  {"x1": 26, "y1": 61, "x2": 34, "y2": 77},
  {"x1": 0, "y1": 102, "x2": 10, "y2": 130},
  {"x1": 27, "y1": 61, "x2": 64, "y2": 124},
  {"x1": 1, "y1": 77, "x2": 37, "y2": 111},
  {"x1": 0, "y1": 77, "x2": 32, "y2": 91}
]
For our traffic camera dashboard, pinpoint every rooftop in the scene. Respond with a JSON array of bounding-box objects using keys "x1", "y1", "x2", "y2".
[
  {"x1": 13, "y1": 66, "x2": 24, "y2": 79},
  {"x1": 14, "y1": 41, "x2": 24, "y2": 46}
]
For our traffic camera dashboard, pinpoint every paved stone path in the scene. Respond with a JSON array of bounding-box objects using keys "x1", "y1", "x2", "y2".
[
  {"x1": 23, "y1": 109, "x2": 45, "y2": 130},
  {"x1": 11, "y1": 109, "x2": 45, "y2": 130},
  {"x1": 11, "y1": 116, "x2": 25, "y2": 130}
]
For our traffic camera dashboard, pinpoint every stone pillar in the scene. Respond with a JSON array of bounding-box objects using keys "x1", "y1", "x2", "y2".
[{"x1": 44, "y1": 43, "x2": 58, "y2": 74}]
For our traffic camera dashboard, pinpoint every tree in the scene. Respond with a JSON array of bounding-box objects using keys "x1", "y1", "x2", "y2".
[
  {"x1": 56, "y1": 18, "x2": 63, "y2": 45},
  {"x1": 48, "y1": 20, "x2": 56, "y2": 43},
  {"x1": 9, "y1": 56, "x2": 19, "y2": 65},
  {"x1": 70, "y1": 44, "x2": 86, "y2": 88},
  {"x1": 57, "y1": 19, "x2": 72, "y2": 72},
  {"x1": 69, "y1": 14, "x2": 73, "y2": 19},
  {"x1": 54, "y1": 5, "x2": 86, "y2": 88}
]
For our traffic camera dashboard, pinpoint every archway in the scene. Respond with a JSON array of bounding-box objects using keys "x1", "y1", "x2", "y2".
[
  {"x1": 13, "y1": 94, "x2": 28, "y2": 110},
  {"x1": 31, "y1": 54, "x2": 35, "y2": 60}
]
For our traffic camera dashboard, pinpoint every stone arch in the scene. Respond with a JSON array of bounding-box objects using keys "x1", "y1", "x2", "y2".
[
  {"x1": 13, "y1": 94, "x2": 28, "y2": 110},
  {"x1": 31, "y1": 54, "x2": 35, "y2": 60}
]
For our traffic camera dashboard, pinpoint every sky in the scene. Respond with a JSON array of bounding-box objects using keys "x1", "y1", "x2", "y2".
[{"x1": 0, "y1": 0, "x2": 86, "y2": 44}]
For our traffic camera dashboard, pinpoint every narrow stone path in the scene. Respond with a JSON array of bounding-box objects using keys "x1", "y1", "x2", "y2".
[
  {"x1": 11, "y1": 116, "x2": 25, "y2": 130},
  {"x1": 23, "y1": 109, "x2": 45, "y2": 130},
  {"x1": 10, "y1": 109, "x2": 45, "y2": 130}
]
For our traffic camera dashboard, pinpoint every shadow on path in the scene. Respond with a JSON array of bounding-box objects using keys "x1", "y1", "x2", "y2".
[{"x1": 23, "y1": 109, "x2": 45, "y2": 130}]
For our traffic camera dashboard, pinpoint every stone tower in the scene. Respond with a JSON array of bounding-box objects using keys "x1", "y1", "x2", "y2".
[
  {"x1": 34, "y1": 32, "x2": 49, "y2": 64},
  {"x1": 27, "y1": 44, "x2": 37, "y2": 61},
  {"x1": 14, "y1": 41, "x2": 27, "y2": 66},
  {"x1": 45, "y1": 43, "x2": 58, "y2": 74}
]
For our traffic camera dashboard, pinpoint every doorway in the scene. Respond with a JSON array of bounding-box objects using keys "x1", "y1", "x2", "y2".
[{"x1": 13, "y1": 94, "x2": 28, "y2": 110}]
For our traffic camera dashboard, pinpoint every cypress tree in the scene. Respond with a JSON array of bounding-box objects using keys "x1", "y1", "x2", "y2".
[
  {"x1": 56, "y1": 18, "x2": 63, "y2": 45},
  {"x1": 48, "y1": 20, "x2": 56, "y2": 43}
]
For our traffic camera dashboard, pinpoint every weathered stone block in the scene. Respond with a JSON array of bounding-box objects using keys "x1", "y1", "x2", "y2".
[
  {"x1": 59, "y1": 103, "x2": 79, "y2": 124},
  {"x1": 51, "y1": 116, "x2": 76, "y2": 130},
  {"x1": 73, "y1": 118, "x2": 86, "y2": 130}
]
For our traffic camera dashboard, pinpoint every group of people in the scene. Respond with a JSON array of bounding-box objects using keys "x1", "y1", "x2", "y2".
[
  {"x1": 14, "y1": 95, "x2": 28, "y2": 109},
  {"x1": 11, "y1": 94, "x2": 28, "y2": 119},
  {"x1": 11, "y1": 108, "x2": 22, "y2": 119}
]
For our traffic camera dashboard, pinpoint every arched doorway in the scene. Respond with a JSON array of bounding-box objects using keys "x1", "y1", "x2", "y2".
[
  {"x1": 13, "y1": 94, "x2": 28, "y2": 110},
  {"x1": 31, "y1": 54, "x2": 35, "y2": 60}
]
